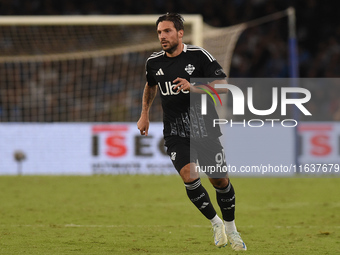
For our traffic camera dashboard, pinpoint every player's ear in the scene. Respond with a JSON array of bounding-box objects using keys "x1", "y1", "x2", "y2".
[{"x1": 178, "y1": 29, "x2": 184, "y2": 38}]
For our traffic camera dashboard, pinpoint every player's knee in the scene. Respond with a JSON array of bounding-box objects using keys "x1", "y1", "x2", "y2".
[
  {"x1": 180, "y1": 163, "x2": 199, "y2": 183},
  {"x1": 210, "y1": 177, "x2": 229, "y2": 189}
]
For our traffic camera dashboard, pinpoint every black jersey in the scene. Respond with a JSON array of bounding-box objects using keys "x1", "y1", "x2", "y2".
[{"x1": 146, "y1": 44, "x2": 226, "y2": 139}]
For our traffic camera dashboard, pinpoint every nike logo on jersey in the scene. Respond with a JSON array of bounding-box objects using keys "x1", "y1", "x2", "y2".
[{"x1": 156, "y1": 68, "x2": 164, "y2": 75}]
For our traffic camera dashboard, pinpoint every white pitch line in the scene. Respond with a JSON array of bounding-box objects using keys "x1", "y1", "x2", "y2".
[{"x1": 1, "y1": 224, "x2": 339, "y2": 229}]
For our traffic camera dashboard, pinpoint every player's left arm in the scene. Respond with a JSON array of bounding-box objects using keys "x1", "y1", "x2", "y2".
[
  {"x1": 195, "y1": 50, "x2": 229, "y2": 94},
  {"x1": 172, "y1": 77, "x2": 228, "y2": 94}
]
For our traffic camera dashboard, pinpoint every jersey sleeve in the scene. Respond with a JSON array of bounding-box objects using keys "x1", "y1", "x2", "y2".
[
  {"x1": 145, "y1": 60, "x2": 157, "y2": 86},
  {"x1": 200, "y1": 49, "x2": 227, "y2": 79}
]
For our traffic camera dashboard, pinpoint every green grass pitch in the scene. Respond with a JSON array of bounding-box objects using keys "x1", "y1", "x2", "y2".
[{"x1": 0, "y1": 175, "x2": 339, "y2": 254}]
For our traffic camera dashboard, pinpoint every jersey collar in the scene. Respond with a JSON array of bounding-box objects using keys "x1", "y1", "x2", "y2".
[
  {"x1": 163, "y1": 43, "x2": 187, "y2": 58},
  {"x1": 183, "y1": 43, "x2": 187, "y2": 52}
]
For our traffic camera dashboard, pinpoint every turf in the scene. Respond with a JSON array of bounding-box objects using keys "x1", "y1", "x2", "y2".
[{"x1": 0, "y1": 175, "x2": 339, "y2": 254}]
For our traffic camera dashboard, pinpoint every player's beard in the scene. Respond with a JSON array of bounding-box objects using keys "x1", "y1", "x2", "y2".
[{"x1": 162, "y1": 40, "x2": 179, "y2": 54}]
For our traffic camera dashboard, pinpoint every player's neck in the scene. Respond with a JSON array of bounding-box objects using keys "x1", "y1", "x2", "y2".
[{"x1": 166, "y1": 43, "x2": 184, "y2": 58}]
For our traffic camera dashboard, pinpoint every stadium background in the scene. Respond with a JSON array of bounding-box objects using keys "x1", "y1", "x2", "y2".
[{"x1": 0, "y1": 0, "x2": 339, "y2": 123}]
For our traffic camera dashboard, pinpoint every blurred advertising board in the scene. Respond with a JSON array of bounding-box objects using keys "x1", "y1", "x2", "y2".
[{"x1": 0, "y1": 123, "x2": 339, "y2": 176}]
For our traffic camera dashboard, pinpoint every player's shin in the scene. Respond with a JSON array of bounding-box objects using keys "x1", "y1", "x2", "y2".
[
  {"x1": 214, "y1": 181, "x2": 238, "y2": 233},
  {"x1": 184, "y1": 178, "x2": 216, "y2": 220}
]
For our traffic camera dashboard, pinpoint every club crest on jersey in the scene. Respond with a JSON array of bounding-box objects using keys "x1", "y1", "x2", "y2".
[{"x1": 185, "y1": 64, "x2": 195, "y2": 75}]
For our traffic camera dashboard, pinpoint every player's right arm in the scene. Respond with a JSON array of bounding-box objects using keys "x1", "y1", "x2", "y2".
[{"x1": 137, "y1": 82, "x2": 157, "y2": 136}]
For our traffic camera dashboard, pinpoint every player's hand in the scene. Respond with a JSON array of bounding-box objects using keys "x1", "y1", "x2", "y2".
[
  {"x1": 137, "y1": 114, "x2": 150, "y2": 136},
  {"x1": 173, "y1": 77, "x2": 191, "y2": 92}
]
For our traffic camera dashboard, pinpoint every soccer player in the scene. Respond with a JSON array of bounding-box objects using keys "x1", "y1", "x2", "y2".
[{"x1": 137, "y1": 13, "x2": 246, "y2": 251}]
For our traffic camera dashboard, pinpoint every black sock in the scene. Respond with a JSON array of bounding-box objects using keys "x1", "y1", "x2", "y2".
[
  {"x1": 215, "y1": 181, "x2": 235, "y2": 221},
  {"x1": 184, "y1": 178, "x2": 216, "y2": 220}
]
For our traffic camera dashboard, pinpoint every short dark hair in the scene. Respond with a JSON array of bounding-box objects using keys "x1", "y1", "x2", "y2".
[{"x1": 156, "y1": 13, "x2": 184, "y2": 31}]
